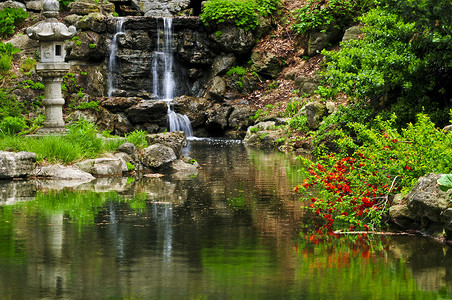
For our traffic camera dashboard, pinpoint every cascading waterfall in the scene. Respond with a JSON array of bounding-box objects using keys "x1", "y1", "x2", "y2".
[
  {"x1": 151, "y1": 18, "x2": 193, "y2": 137},
  {"x1": 107, "y1": 18, "x2": 125, "y2": 97}
]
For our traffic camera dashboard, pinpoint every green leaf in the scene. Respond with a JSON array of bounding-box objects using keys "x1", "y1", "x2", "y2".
[{"x1": 437, "y1": 174, "x2": 452, "y2": 192}]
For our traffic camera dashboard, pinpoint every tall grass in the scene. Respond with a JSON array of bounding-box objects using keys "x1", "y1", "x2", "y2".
[{"x1": 0, "y1": 119, "x2": 124, "y2": 164}]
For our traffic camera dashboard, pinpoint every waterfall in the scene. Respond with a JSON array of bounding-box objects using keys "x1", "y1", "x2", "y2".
[
  {"x1": 151, "y1": 18, "x2": 193, "y2": 137},
  {"x1": 108, "y1": 18, "x2": 125, "y2": 97}
]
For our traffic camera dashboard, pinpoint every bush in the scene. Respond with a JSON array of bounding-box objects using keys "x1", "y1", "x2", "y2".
[
  {"x1": 321, "y1": 0, "x2": 452, "y2": 127},
  {"x1": 200, "y1": 0, "x2": 259, "y2": 31},
  {"x1": 0, "y1": 8, "x2": 28, "y2": 38},
  {"x1": 0, "y1": 42, "x2": 20, "y2": 73},
  {"x1": 125, "y1": 130, "x2": 148, "y2": 149},
  {"x1": 299, "y1": 112, "x2": 452, "y2": 232},
  {"x1": 0, "y1": 116, "x2": 27, "y2": 135},
  {"x1": 292, "y1": 0, "x2": 375, "y2": 35},
  {"x1": 0, "y1": 90, "x2": 24, "y2": 119}
]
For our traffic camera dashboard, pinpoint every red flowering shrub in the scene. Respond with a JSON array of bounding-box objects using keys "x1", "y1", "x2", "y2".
[{"x1": 298, "y1": 113, "x2": 452, "y2": 232}]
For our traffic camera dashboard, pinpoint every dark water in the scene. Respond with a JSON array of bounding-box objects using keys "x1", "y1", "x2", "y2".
[{"x1": 0, "y1": 140, "x2": 451, "y2": 299}]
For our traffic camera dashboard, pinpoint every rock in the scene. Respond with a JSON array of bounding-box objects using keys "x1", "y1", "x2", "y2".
[
  {"x1": 169, "y1": 159, "x2": 198, "y2": 179},
  {"x1": 0, "y1": 0, "x2": 26, "y2": 11},
  {"x1": 66, "y1": 31, "x2": 106, "y2": 61},
  {"x1": 172, "y1": 96, "x2": 211, "y2": 129},
  {"x1": 212, "y1": 54, "x2": 236, "y2": 76},
  {"x1": 251, "y1": 51, "x2": 283, "y2": 78},
  {"x1": 342, "y1": 26, "x2": 363, "y2": 43},
  {"x1": 133, "y1": 0, "x2": 190, "y2": 16},
  {"x1": 304, "y1": 102, "x2": 327, "y2": 130},
  {"x1": 6, "y1": 33, "x2": 39, "y2": 57},
  {"x1": 0, "y1": 151, "x2": 36, "y2": 179},
  {"x1": 145, "y1": 131, "x2": 187, "y2": 157},
  {"x1": 36, "y1": 164, "x2": 95, "y2": 180},
  {"x1": 76, "y1": 156, "x2": 128, "y2": 176},
  {"x1": 74, "y1": 12, "x2": 107, "y2": 33},
  {"x1": 307, "y1": 26, "x2": 343, "y2": 56},
  {"x1": 294, "y1": 74, "x2": 321, "y2": 95},
  {"x1": 206, "y1": 104, "x2": 232, "y2": 134},
  {"x1": 228, "y1": 105, "x2": 252, "y2": 131},
  {"x1": 25, "y1": 0, "x2": 42, "y2": 11},
  {"x1": 207, "y1": 76, "x2": 226, "y2": 101},
  {"x1": 117, "y1": 142, "x2": 138, "y2": 157},
  {"x1": 100, "y1": 97, "x2": 140, "y2": 113},
  {"x1": 243, "y1": 121, "x2": 277, "y2": 144},
  {"x1": 211, "y1": 24, "x2": 256, "y2": 55},
  {"x1": 406, "y1": 173, "x2": 451, "y2": 224},
  {"x1": 141, "y1": 144, "x2": 177, "y2": 168},
  {"x1": 126, "y1": 100, "x2": 168, "y2": 127},
  {"x1": 326, "y1": 101, "x2": 336, "y2": 114},
  {"x1": 68, "y1": 1, "x2": 102, "y2": 15}
]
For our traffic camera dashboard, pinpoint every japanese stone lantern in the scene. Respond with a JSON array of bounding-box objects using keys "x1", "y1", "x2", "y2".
[{"x1": 26, "y1": 0, "x2": 76, "y2": 133}]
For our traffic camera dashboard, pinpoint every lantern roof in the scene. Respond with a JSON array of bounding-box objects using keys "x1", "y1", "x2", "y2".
[{"x1": 26, "y1": 0, "x2": 76, "y2": 41}]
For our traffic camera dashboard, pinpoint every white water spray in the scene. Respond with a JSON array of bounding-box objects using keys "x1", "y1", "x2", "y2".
[
  {"x1": 151, "y1": 18, "x2": 193, "y2": 137},
  {"x1": 108, "y1": 18, "x2": 125, "y2": 97}
]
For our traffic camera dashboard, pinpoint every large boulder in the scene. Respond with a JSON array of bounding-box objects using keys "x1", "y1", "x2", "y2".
[
  {"x1": 36, "y1": 164, "x2": 95, "y2": 180},
  {"x1": 66, "y1": 31, "x2": 106, "y2": 61},
  {"x1": 145, "y1": 131, "x2": 187, "y2": 157},
  {"x1": 0, "y1": 0, "x2": 26, "y2": 10},
  {"x1": 169, "y1": 159, "x2": 198, "y2": 179},
  {"x1": 206, "y1": 104, "x2": 232, "y2": 134},
  {"x1": 212, "y1": 54, "x2": 236, "y2": 76},
  {"x1": 141, "y1": 144, "x2": 177, "y2": 168},
  {"x1": 100, "y1": 97, "x2": 139, "y2": 113},
  {"x1": 207, "y1": 76, "x2": 227, "y2": 101},
  {"x1": 0, "y1": 151, "x2": 36, "y2": 179},
  {"x1": 406, "y1": 173, "x2": 451, "y2": 224},
  {"x1": 307, "y1": 26, "x2": 343, "y2": 56},
  {"x1": 304, "y1": 101, "x2": 327, "y2": 130},
  {"x1": 250, "y1": 51, "x2": 283, "y2": 78},
  {"x1": 228, "y1": 105, "x2": 252, "y2": 131},
  {"x1": 65, "y1": 12, "x2": 108, "y2": 33},
  {"x1": 76, "y1": 156, "x2": 128, "y2": 176},
  {"x1": 210, "y1": 24, "x2": 256, "y2": 55},
  {"x1": 342, "y1": 26, "x2": 363, "y2": 43},
  {"x1": 294, "y1": 74, "x2": 321, "y2": 96},
  {"x1": 126, "y1": 100, "x2": 168, "y2": 127},
  {"x1": 172, "y1": 96, "x2": 211, "y2": 129}
]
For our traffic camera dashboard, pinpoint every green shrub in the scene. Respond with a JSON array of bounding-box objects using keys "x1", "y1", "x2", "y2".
[
  {"x1": 200, "y1": 0, "x2": 259, "y2": 31},
  {"x1": 288, "y1": 115, "x2": 309, "y2": 132},
  {"x1": 0, "y1": 116, "x2": 27, "y2": 135},
  {"x1": 292, "y1": 0, "x2": 375, "y2": 35},
  {"x1": 0, "y1": 90, "x2": 24, "y2": 119},
  {"x1": 256, "y1": 0, "x2": 281, "y2": 17},
  {"x1": 321, "y1": 0, "x2": 452, "y2": 127},
  {"x1": 300, "y1": 112, "x2": 452, "y2": 232},
  {"x1": 0, "y1": 42, "x2": 20, "y2": 73},
  {"x1": 125, "y1": 130, "x2": 148, "y2": 149},
  {"x1": 0, "y1": 8, "x2": 28, "y2": 38}
]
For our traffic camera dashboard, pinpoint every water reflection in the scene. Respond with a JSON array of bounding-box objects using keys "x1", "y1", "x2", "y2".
[{"x1": 0, "y1": 140, "x2": 450, "y2": 299}]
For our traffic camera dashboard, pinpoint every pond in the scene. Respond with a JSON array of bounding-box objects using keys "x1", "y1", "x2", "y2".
[{"x1": 0, "y1": 139, "x2": 451, "y2": 299}]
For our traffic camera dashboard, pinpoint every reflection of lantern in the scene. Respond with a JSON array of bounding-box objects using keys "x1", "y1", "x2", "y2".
[{"x1": 26, "y1": 0, "x2": 76, "y2": 133}]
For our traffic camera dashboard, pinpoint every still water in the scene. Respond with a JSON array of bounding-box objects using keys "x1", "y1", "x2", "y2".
[{"x1": 0, "y1": 140, "x2": 451, "y2": 299}]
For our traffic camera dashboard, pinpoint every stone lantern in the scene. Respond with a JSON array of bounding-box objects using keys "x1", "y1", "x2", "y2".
[{"x1": 26, "y1": 0, "x2": 76, "y2": 134}]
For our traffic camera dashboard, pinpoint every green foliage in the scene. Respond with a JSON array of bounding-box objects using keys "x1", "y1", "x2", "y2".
[
  {"x1": 227, "y1": 66, "x2": 248, "y2": 88},
  {"x1": 200, "y1": 0, "x2": 259, "y2": 31},
  {"x1": 19, "y1": 79, "x2": 45, "y2": 90},
  {"x1": 256, "y1": 0, "x2": 281, "y2": 17},
  {"x1": 315, "y1": 85, "x2": 338, "y2": 100},
  {"x1": 288, "y1": 115, "x2": 309, "y2": 132},
  {"x1": 0, "y1": 89, "x2": 24, "y2": 119},
  {"x1": 88, "y1": 43, "x2": 96, "y2": 49},
  {"x1": 0, "y1": 8, "x2": 28, "y2": 38},
  {"x1": 226, "y1": 66, "x2": 247, "y2": 76},
  {"x1": 285, "y1": 100, "x2": 303, "y2": 117},
  {"x1": 268, "y1": 80, "x2": 280, "y2": 89},
  {"x1": 0, "y1": 116, "x2": 27, "y2": 136},
  {"x1": 300, "y1": 112, "x2": 452, "y2": 232},
  {"x1": 0, "y1": 41, "x2": 20, "y2": 73},
  {"x1": 20, "y1": 57, "x2": 36, "y2": 72},
  {"x1": 292, "y1": 0, "x2": 375, "y2": 35},
  {"x1": 125, "y1": 130, "x2": 148, "y2": 149},
  {"x1": 72, "y1": 100, "x2": 99, "y2": 111},
  {"x1": 249, "y1": 126, "x2": 258, "y2": 133},
  {"x1": 126, "y1": 162, "x2": 135, "y2": 171},
  {"x1": 322, "y1": 0, "x2": 452, "y2": 127}
]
